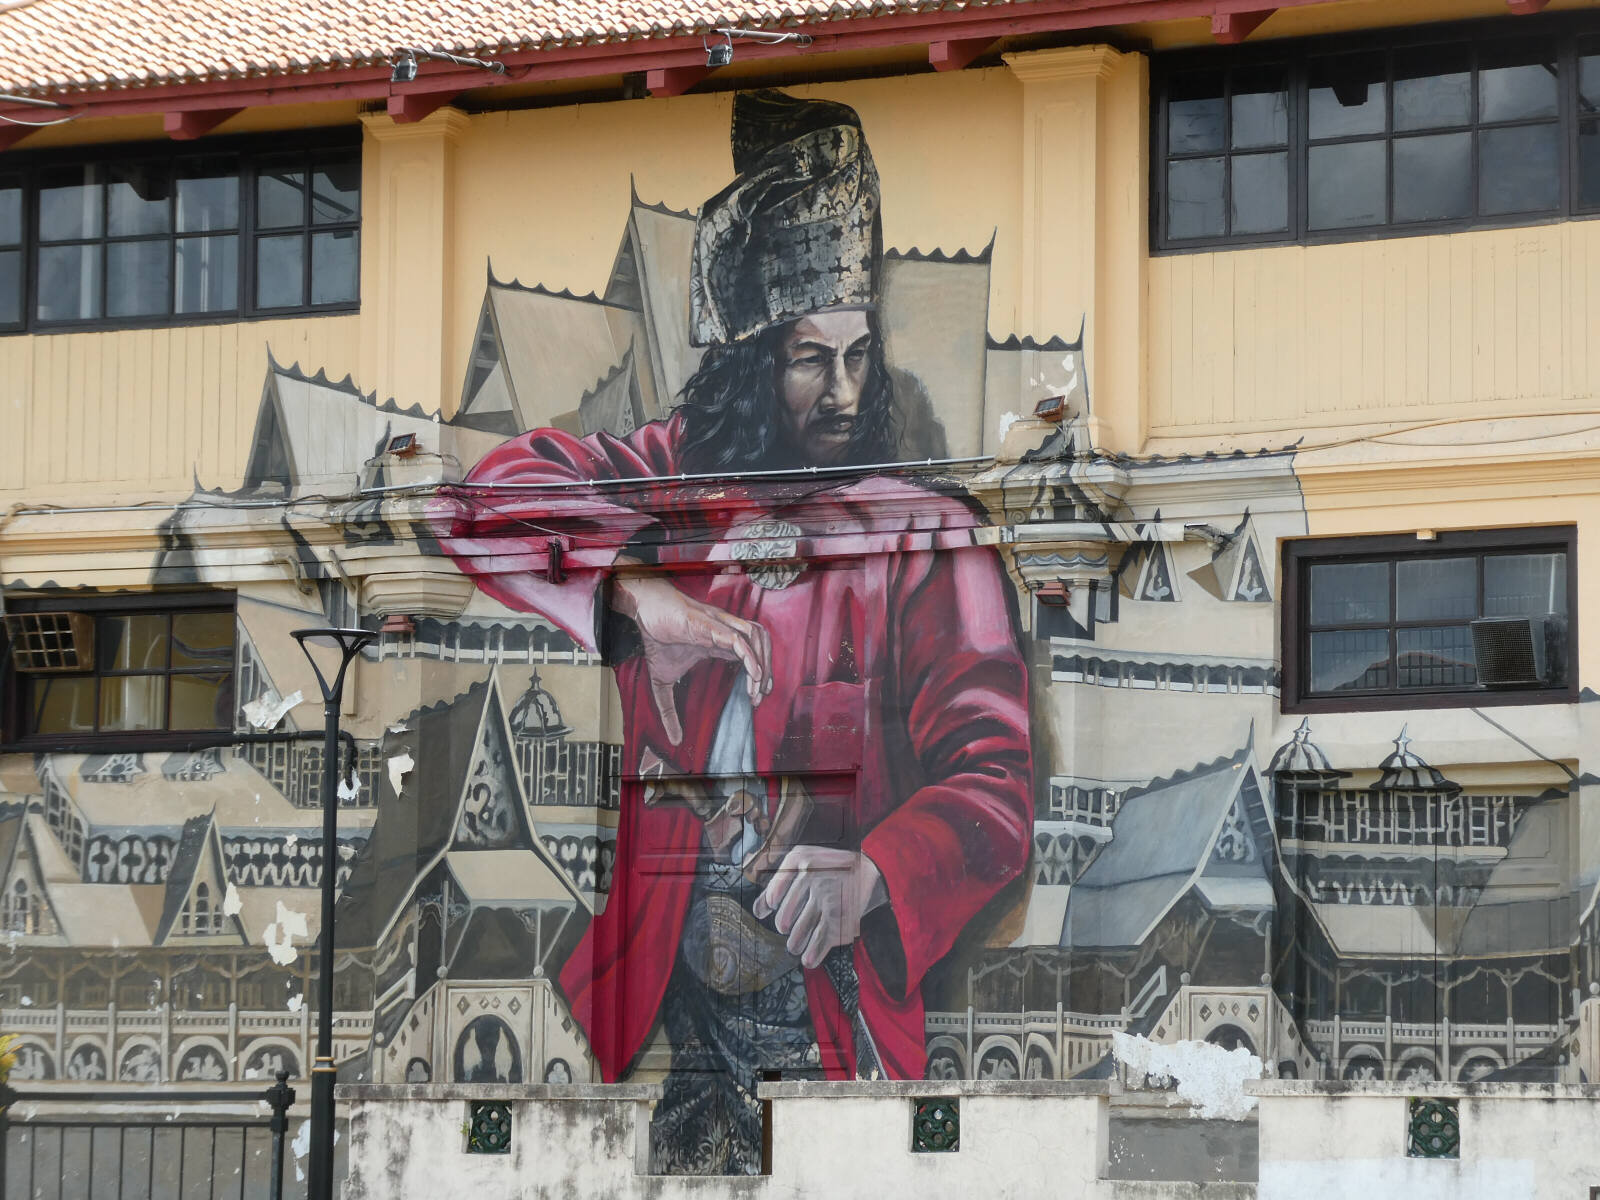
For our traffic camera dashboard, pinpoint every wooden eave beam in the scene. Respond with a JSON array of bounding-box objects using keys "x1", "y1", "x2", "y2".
[
  {"x1": 386, "y1": 90, "x2": 461, "y2": 124},
  {"x1": 929, "y1": 38, "x2": 999, "y2": 72},
  {"x1": 163, "y1": 107, "x2": 242, "y2": 139},
  {"x1": 1506, "y1": 0, "x2": 1549, "y2": 12},
  {"x1": 645, "y1": 64, "x2": 711, "y2": 96},
  {"x1": 0, "y1": 123, "x2": 41, "y2": 152},
  {"x1": 1211, "y1": 9, "x2": 1275, "y2": 43}
]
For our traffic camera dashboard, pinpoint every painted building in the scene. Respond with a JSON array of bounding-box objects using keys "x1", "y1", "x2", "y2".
[{"x1": 0, "y1": 0, "x2": 1598, "y2": 1187}]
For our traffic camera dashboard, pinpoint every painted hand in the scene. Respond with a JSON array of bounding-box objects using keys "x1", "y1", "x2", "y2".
[
  {"x1": 752, "y1": 847, "x2": 885, "y2": 970},
  {"x1": 611, "y1": 573, "x2": 772, "y2": 746}
]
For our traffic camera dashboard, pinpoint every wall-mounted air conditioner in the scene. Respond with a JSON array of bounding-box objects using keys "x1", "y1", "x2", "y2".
[{"x1": 1469, "y1": 614, "x2": 1566, "y2": 687}]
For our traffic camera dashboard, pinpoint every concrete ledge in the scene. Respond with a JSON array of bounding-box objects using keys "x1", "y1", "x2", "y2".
[
  {"x1": 1248, "y1": 1080, "x2": 1600, "y2": 1100},
  {"x1": 337, "y1": 1082, "x2": 663, "y2": 1102},
  {"x1": 757, "y1": 1078, "x2": 1115, "y2": 1099}
]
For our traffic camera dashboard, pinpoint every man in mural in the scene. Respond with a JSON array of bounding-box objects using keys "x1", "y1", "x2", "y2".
[{"x1": 438, "y1": 90, "x2": 1032, "y2": 1174}]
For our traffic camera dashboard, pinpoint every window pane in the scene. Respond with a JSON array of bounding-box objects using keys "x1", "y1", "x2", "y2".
[
  {"x1": 1485, "y1": 553, "x2": 1566, "y2": 617},
  {"x1": 1232, "y1": 67, "x2": 1288, "y2": 149},
  {"x1": 256, "y1": 169, "x2": 305, "y2": 228},
  {"x1": 1397, "y1": 626, "x2": 1476, "y2": 688},
  {"x1": 311, "y1": 162, "x2": 360, "y2": 224},
  {"x1": 107, "y1": 164, "x2": 171, "y2": 237},
  {"x1": 0, "y1": 249, "x2": 20, "y2": 325},
  {"x1": 1393, "y1": 132, "x2": 1472, "y2": 223},
  {"x1": 36, "y1": 244, "x2": 101, "y2": 321},
  {"x1": 1393, "y1": 47, "x2": 1471, "y2": 131},
  {"x1": 38, "y1": 165, "x2": 103, "y2": 241},
  {"x1": 1581, "y1": 117, "x2": 1600, "y2": 211},
  {"x1": 255, "y1": 233, "x2": 304, "y2": 308},
  {"x1": 1167, "y1": 157, "x2": 1225, "y2": 240},
  {"x1": 1309, "y1": 53, "x2": 1386, "y2": 139},
  {"x1": 310, "y1": 230, "x2": 358, "y2": 305},
  {"x1": 1480, "y1": 46, "x2": 1559, "y2": 123},
  {"x1": 1309, "y1": 561, "x2": 1390, "y2": 624},
  {"x1": 176, "y1": 171, "x2": 239, "y2": 233},
  {"x1": 1309, "y1": 629, "x2": 1390, "y2": 693},
  {"x1": 170, "y1": 673, "x2": 232, "y2": 731},
  {"x1": 1396, "y1": 556, "x2": 1476, "y2": 620},
  {"x1": 1479, "y1": 123, "x2": 1560, "y2": 215},
  {"x1": 175, "y1": 234, "x2": 239, "y2": 314},
  {"x1": 1168, "y1": 72, "x2": 1226, "y2": 153},
  {"x1": 99, "y1": 675, "x2": 165, "y2": 731},
  {"x1": 1308, "y1": 141, "x2": 1386, "y2": 230},
  {"x1": 98, "y1": 614, "x2": 169, "y2": 671},
  {"x1": 172, "y1": 612, "x2": 234, "y2": 668},
  {"x1": 106, "y1": 239, "x2": 171, "y2": 318},
  {"x1": 32, "y1": 677, "x2": 96, "y2": 734},
  {"x1": 0, "y1": 186, "x2": 20, "y2": 244},
  {"x1": 1232, "y1": 152, "x2": 1289, "y2": 234}
]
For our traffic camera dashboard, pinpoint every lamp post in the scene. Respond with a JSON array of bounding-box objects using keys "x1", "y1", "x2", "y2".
[{"x1": 291, "y1": 626, "x2": 375, "y2": 1200}]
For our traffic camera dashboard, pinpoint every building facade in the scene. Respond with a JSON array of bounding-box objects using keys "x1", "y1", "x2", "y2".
[{"x1": 1, "y1": 0, "x2": 1598, "y2": 1186}]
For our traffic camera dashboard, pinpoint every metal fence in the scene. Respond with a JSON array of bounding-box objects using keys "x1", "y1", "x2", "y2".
[{"x1": 0, "y1": 1073, "x2": 295, "y2": 1200}]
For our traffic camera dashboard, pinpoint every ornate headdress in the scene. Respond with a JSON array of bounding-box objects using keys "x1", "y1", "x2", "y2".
[{"x1": 689, "y1": 90, "x2": 883, "y2": 347}]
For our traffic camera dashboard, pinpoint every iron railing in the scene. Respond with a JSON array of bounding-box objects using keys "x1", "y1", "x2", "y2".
[{"x1": 0, "y1": 1071, "x2": 295, "y2": 1200}]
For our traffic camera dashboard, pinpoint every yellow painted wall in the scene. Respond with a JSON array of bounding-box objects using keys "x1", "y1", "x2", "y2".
[
  {"x1": 1149, "y1": 221, "x2": 1600, "y2": 439},
  {"x1": 0, "y1": 315, "x2": 361, "y2": 503}
]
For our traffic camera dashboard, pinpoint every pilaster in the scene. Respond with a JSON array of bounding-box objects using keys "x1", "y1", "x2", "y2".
[
  {"x1": 1004, "y1": 46, "x2": 1149, "y2": 455},
  {"x1": 359, "y1": 107, "x2": 473, "y2": 417}
]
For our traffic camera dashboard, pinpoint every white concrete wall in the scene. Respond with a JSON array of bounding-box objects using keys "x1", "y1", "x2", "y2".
[
  {"x1": 339, "y1": 1080, "x2": 1110, "y2": 1200},
  {"x1": 1254, "y1": 1082, "x2": 1600, "y2": 1200},
  {"x1": 340, "y1": 1080, "x2": 1600, "y2": 1199}
]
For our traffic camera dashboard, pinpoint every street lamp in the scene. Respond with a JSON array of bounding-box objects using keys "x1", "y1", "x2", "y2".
[{"x1": 291, "y1": 626, "x2": 376, "y2": 1200}]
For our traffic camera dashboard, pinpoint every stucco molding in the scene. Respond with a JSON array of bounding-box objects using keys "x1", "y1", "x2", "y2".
[
  {"x1": 360, "y1": 106, "x2": 473, "y2": 144},
  {"x1": 1002, "y1": 45, "x2": 1126, "y2": 86}
]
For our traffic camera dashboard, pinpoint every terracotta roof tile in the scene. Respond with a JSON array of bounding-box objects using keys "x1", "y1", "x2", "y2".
[{"x1": 0, "y1": 0, "x2": 1014, "y2": 95}]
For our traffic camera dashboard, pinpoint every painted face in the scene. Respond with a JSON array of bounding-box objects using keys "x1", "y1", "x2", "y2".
[{"x1": 774, "y1": 309, "x2": 873, "y2": 466}]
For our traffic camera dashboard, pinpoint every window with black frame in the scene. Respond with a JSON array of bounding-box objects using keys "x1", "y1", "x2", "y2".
[
  {"x1": 6, "y1": 602, "x2": 236, "y2": 739},
  {"x1": 1283, "y1": 529, "x2": 1575, "y2": 711},
  {"x1": 1155, "y1": 22, "x2": 1600, "y2": 249},
  {"x1": 0, "y1": 137, "x2": 358, "y2": 331}
]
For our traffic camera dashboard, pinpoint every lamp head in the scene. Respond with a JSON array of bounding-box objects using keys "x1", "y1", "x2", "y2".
[
  {"x1": 391, "y1": 52, "x2": 418, "y2": 84},
  {"x1": 706, "y1": 37, "x2": 733, "y2": 68}
]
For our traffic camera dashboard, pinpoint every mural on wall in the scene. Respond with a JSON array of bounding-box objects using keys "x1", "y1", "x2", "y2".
[
  {"x1": 436, "y1": 90, "x2": 1036, "y2": 1175},
  {"x1": 1, "y1": 79, "x2": 1597, "y2": 1185}
]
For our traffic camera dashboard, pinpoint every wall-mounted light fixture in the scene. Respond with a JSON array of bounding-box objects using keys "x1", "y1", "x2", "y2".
[
  {"x1": 391, "y1": 47, "x2": 508, "y2": 85},
  {"x1": 704, "y1": 27, "x2": 814, "y2": 69}
]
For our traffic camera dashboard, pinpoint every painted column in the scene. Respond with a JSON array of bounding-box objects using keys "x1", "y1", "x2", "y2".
[
  {"x1": 358, "y1": 107, "x2": 471, "y2": 420},
  {"x1": 1004, "y1": 46, "x2": 1148, "y2": 455}
]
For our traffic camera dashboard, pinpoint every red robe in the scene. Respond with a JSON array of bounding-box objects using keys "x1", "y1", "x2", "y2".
[{"x1": 435, "y1": 414, "x2": 1032, "y2": 1082}]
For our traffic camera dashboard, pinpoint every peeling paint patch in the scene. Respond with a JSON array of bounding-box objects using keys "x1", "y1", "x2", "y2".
[
  {"x1": 1112, "y1": 1032, "x2": 1262, "y2": 1120},
  {"x1": 243, "y1": 689, "x2": 302, "y2": 730},
  {"x1": 998, "y1": 411, "x2": 1020, "y2": 441},
  {"x1": 387, "y1": 751, "x2": 415, "y2": 796},
  {"x1": 263, "y1": 901, "x2": 310, "y2": 967},
  {"x1": 222, "y1": 883, "x2": 243, "y2": 917}
]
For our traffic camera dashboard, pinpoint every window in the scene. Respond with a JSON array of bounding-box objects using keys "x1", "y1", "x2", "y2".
[
  {"x1": 180, "y1": 881, "x2": 225, "y2": 935},
  {"x1": 1282, "y1": 528, "x2": 1576, "y2": 711},
  {"x1": 1154, "y1": 18, "x2": 1600, "y2": 249},
  {"x1": 4, "y1": 594, "x2": 235, "y2": 742},
  {"x1": 0, "y1": 132, "x2": 358, "y2": 332}
]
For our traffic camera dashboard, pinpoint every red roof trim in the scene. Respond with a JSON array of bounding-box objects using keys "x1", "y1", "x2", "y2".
[{"x1": 1, "y1": 0, "x2": 1340, "y2": 123}]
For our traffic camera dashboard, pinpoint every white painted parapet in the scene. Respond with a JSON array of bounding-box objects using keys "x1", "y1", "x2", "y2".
[
  {"x1": 1251, "y1": 1081, "x2": 1600, "y2": 1200},
  {"x1": 338, "y1": 1080, "x2": 1112, "y2": 1199}
]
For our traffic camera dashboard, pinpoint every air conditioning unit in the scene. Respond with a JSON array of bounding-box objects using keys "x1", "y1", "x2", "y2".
[
  {"x1": 3, "y1": 611, "x2": 94, "y2": 673},
  {"x1": 1470, "y1": 615, "x2": 1566, "y2": 687}
]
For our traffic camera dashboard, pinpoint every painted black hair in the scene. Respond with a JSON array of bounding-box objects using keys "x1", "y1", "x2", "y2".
[{"x1": 675, "y1": 315, "x2": 899, "y2": 475}]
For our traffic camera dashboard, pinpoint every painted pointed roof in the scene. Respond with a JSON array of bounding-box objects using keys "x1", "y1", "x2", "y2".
[
  {"x1": 1062, "y1": 741, "x2": 1272, "y2": 950},
  {"x1": 1268, "y1": 718, "x2": 1345, "y2": 778},
  {"x1": 1374, "y1": 726, "x2": 1457, "y2": 792}
]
